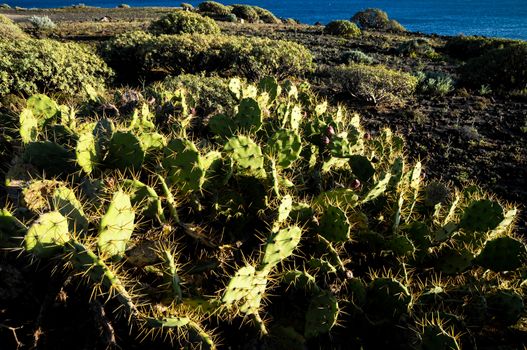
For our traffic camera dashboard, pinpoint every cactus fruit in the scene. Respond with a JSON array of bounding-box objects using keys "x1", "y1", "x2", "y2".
[
  {"x1": 234, "y1": 97, "x2": 262, "y2": 132},
  {"x1": 76, "y1": 129, "x2": 99, "y2": 174},
  {"x1": 19, "y1": 108, "x2": 39, "y2": 143},
  {"x1": 223, "y1": 135, "x2": 265, "y2": 174},
  {"x1": 265, "y1": 130, "x2": 302, "y2": 169},
  {"x1": 304, "y1": 291, "x2": 339, "y2": 338},
  {"x1": 365, "y1": 278, "x2": 411, "y2": 324},
  {"x1": 97, "y1": 191, "x2": 135, "y2": 259},
  {"x1": 24, "y1": 211, "x2": 70, "y2": 258},
  {"x1": 475, "y1": 236, "x2": 527, "y2": 272},
  {"x1": 486, "y1": 290, "x2": 524, "y2": 325},
  {"x1": 106, "y1": 131, "x2": 145, "y2": 171},
  {"x1": 318, "y1": 206, "x2": 350, "y2": 242},
  {"x1": 162, "y1": 138, "x2": 206, "y2": 192},
  {"x1": 460, "y1": 200, "x2": 504, "y2": 233},
  {"x1": 349, "y1": 155, "x2": 375, "y2": 183},
  {"x1": 53, "y1": 186, "x2": 89, "y2": 233}
]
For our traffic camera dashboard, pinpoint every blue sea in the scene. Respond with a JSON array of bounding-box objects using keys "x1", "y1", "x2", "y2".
[{"x1": 6, "y1": 0, "x2": 527, "y2": 40}]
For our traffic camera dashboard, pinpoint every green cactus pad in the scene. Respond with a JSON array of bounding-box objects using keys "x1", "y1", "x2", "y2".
[
  {"x1": 486, "y1": 290, "x2": 524, "y2": 325},
  {"x1": 460, "y1": 200, "x2": 504, "y2": 233},
  {"x1": 224, "y1": 135, "x2": 264, "y2": 172},
  {"x1": 319, "y1": 206, "x2": 350, "y2": 243},
  {"x1": 361, "y1": 172, "x2": 391, "y2": 204},
  {"x1": 282, "y1": 270, "x2": 319, "y2": 292},
  {"x1": 229, "y1": 78, "x2": 243, "y2": 100},
  {"x1": 260, "y1": 226, "x2": 302, "y2": 271},
  {"x1": 435, "y1": 245, "x2": 473, "y2": 274},
  {"x1": 162, "y1": 138, "x2": 206, "y2": 192},
  {"x1": 139, "y1": 132, "x2": 166, "y2": 152},
  {"x1": 106, "y1": 131, "x2": 145, "y2": 171},
  {"x1": 19, "y1": 108, "x2": 39, "y2": 144},
  {"x1": 277, "y1": 195, "x2": 293, "y2": 224},
  {"x1": 23, "y1": 141, "x2": 76, "y2": 176},
  {"x1": 222, "y1": 265, "x2": 268, "y2": 316},
  {"x1": 93, "y1": 118, "x2": 115, "y2": 155},
  {"x1": 387, "y1": 234, "x2": 416, "y2": 257},
  {"x1": 97, "y1": 191, "x2": 135, "y2": 259},
  {"x1": 265, "y1": 130, "x2": 302, "y2": 168},
  {"x1": 0, "y1": 209, "x2": 27, "y2": 248},
  {"x1": 234, "y1": 98, "x2": 262, "y2": 132},
  {"x1": 349, "y1": 155, "x2": 375, "y2": 183},
  {"x1": 258, "y1": 76, "x2": 281, "y2": 102},
  {"x1": 76, "y1": 130, "x2": 99, "y2": 174},
  {"x1": 160, "y1": 249, "x2": 183, "y2": 301},
  {"x1": 145, "y1": 317, "x2": 215, "y2": 349},
  {"x1": 123, "y1": 179, "x2": 164, "y2": 221},
  {"x1": 365, "y1": 278, "x2": 411, "y2": 323},
  {"x1": 421, "y1": 325, "x2": 461, "y2": 350},
  {"x1": 304, "y1": 292, "x2": 339, "y2": 338},
  {"x1": 208, "y1": 114, "x2": 236, "y2": 138},
  {"x1": 53, "y1": 186, "x2": 89, "y2": 233},
  {"x1": 24, "y1": 211, "x2": 70, "y2": 258},
  {"x1": 475, "y1": 237, "x2": 527, "y2": 272},
  {"x1": 27, "y1": 94, "x2": 59, "y2": 125}
]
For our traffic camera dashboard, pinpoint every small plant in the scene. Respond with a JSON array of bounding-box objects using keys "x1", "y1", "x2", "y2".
[
  {"x1": 28, "y1": 15, "x2": 56, "y2": 32},
  {"x1": 324, "y1": 20, "x2": 361, "y2": 38},
  {"x1": 149, "y1": 11, "x2": 220, "y2": 35},
  {"x1": 415, "y1": 71, "x2": 455, "y2": 96},
  {"x1": 397, "y1": 39, "x2": 438, "y2": 59},
  {"x1": 478, "y1": 84, "x2": 492, "y2": 96},
  {"x1": 341, "y1": 50, "x2": 376, "y2": 65},
  {"x1": 351, "y1": 8, "x2": 406, "y2": 32}
]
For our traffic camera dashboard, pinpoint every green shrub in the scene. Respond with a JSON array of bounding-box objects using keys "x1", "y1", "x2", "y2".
[
  {"x1": 351, "y1": 8, "x2": 406, "y2": 32},
  {"x1": 444, "y1": 35, "x2": 520, "y2": 60},
  {"x1": 324, "y1": 20, "x2": 361, "y2": 38},
  {"x1": 117, "y1": 3, "x2": 130, "y2": 8},
  {"x1": 330, "y1": 64, "x2": 417, "y2": 105},
  {"x1": 149, "y1": 73, "x2": 236, "y2": 117},
  {"x1": 0, "y1": 14, "x2": 28, "y2": 40},
  {"x1": 252, "y1": 6, "x2": 281, "y2": 24},
  {"x1": 460, "y1": 43, "x2": 527, "y2": 92},
  {"x1": 28, "y1": 15, "x2": 56, "y2": 31},
  {"x1": 231, "y1": 4, "x2": 259, "y2": 23},
  {"x1": 150, "y1": 11, "x2": 220, "y2": 35},
  {"x1": 0, "y1": 3, "x2": 11, "y2": 9},
  {"x1": 0, "y1": 38, "x2": 112, "y2": 97},
  {"x1": 197, "y1": 1, "x2": 231, "y2": 15},
  {"x1": 415, "y1": 71, "x2": 455, "y2": 96},
  {"x1": 102, "y1": 32, "x2": 314, "y2": 81},
  {"x1": 397, "y1": 39, "x2": 438, "y2": 58},
  {"x1": 341, "y1": 50, "x2": 376, "y2": 65}
]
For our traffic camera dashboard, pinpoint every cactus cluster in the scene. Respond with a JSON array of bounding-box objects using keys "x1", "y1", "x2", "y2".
[{"x1": 1, "y1": 76, "x2": 526, "y2": 349}]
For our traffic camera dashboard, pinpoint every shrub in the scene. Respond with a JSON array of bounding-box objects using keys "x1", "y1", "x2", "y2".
[
  {"x1": 0, "y1": 38, "x2": 113, "y2": 97},
  {"x1": 0, "y1": 14, "x2": 28, "y2": 40},
  {"x1": 444, "y1": 35, "x2": 520, "y2": 60},
  {"x1": 330, "y1": 64, "x2": 417, "y2": 105},
  {"x1": 341, "y1": 50, "x2": 376, "y2": 65},
  {"x1": 415, "y1": 71, "x2": 455, "y2": 96},
  {"x1": 351, "y1": 8, "x2": 406, "y2": 32},
  {"x1": 252, "y1": 6, "x2": 281, "y2": 24},
  {"x1": 0, "y1": 3, "x2": 11, "y2": 9},
  {"x1": 117, "y1": 3, "x2": 130, "y2": 8},
  {"x1": 149, "y1": 11, "x2": 220, "y2": 35},
  {"x1": 149, "y1": 73, "x2": 237, "y2": 117},
  {"x1": 197, "y1": 1, "x2": 231, "y2": 16},
  {"x1": 324, "y1": 20, "x2": 361, "y2": 38},
  {"x1": 397, "y1": 39, "x2": 438, "y2": 58},
  {"x1": 180, "y1": 3, "x2": 194, "y2": 11},
  {"x1": 102, "y1": 32, "x2": 314, "y2": 81},
  {"x1": 231, "y1": 4, "x2": 259, "y2": 23},
  {"x1": 28, "y1": 15, "x2": 56, "y2": 31},
  {"x1": 460, "y1": 43, "x2": 527, "y2": 92}
]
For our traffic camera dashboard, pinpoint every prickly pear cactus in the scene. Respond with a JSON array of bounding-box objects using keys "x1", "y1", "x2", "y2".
[
  {"x1": 106, "y1": 131, "x2": 145, "y2": 171},
  {"x1": 304, "y1": 291, "x2": 339, "y2": 338},
  {"x1": 265, "y1": 130, "x2": 302, "y2": 168},
  {"x1": 162, "y1": 138, "x2": 206, "y2": 192},
  {"x1": 475, "y1": 236, "x2": 527, "y2": 271},
  {"x1": 24, "y1": 211, "x2": 70, "y2": 258},
  {"x1": 53, "y1": 186, "x2": 89, "y2": 233},
  {"x1": 224, "y1": 135, "x2": 265, "y2": 174},
  {"x1": 318, "y1": 206, "x2": 350, "y2": 242}
]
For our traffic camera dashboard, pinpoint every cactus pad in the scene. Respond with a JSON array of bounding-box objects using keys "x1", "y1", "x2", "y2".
[
  {"x1": 475, "y1": 237, "x2": 527, "y2": 272},
  {"x1": 24, "y1": 211, "x2": 70, "y2": 258},
  {"x1": 318, "y1": 206, "x2": 350, "y2": 242},
  {"x1": 349, "y1": 155, "x2": 375, "y2": 183},
  {"x1": 224, "y1": 135, "x2": 264, "y2": 172},
  {"x1": 365, "y1": 278, "x2": 411, "y2": 323},
  {"x1": 260, "y1": 226, "x2": 302, "y2": 271},
  {"x1": 162, "y1": 138, "x2": 206, "y2": 192},
  {"x1": 234, "y1": 98, "x2": 262, "y2": 132},
  {"x1": 53, "y1": 186, "x2": 89, "y2": 233},
  {"x1": 421, "y1": 324, "x2": 460, "y2": 350},
  {"x1": 486, "y1": 290, "x2": 524, "y2": 325},
  {"x1": 106, "y1": 131, "x2": 145, "y2": 171},
  {"x1": 265, "y1": 130, "x2": 302, "y2": 168},
  {"x1": 304, "y1": 292, "x2": 339, "y2": 338},
  {"x1": 76, "y1": 130, "x2": 99, "y2": 174},
  {"x1": 19, "y1": 108, "x2": 39, "y2": 144},
  {"x1": 460, "y1": 200, "x2": 504, "y2": 233}
]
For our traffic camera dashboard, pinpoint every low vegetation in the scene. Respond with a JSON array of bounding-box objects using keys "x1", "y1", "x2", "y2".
[
  {"x1": 149, "y1": 10, "x2": 220, "y2": 35},
  {"x1": 0, "y1": 13, "x2": 28, "y2": 39},
  {"x1": 351, "y1": 8, "x2": 406, "y2": 32},
  {"x1": 324, "y1": 20, "x2": 361, "y2": 38}
]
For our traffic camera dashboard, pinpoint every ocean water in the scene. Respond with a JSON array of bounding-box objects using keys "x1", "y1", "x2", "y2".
[{"x1": 7, "y1": 0, "x2": 527, "y2": 40}]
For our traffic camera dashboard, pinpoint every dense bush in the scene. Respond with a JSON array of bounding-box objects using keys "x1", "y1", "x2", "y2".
[
  {"x1": 351, "y1": 8, "x2": 406, "y2": 32},
  {"x1": 231, "y1": 4, "x2": 259, "y2": 22},
  {"x1": 415, "y1": 71, "x2": 455, "y2": 96},
  {"x1": 444, "y1": 35, "x2": 520, "y2": 60},
  {"x1": 180, "y1": 2, "x2": 193, "y2": 11},
  {"x1": 330, "y1": 64, "x2": 417, "y2": 105},
  {"x1": 460, "y1": 43, "x2": 527, "y2": 92},
  {"x1": 0, "y1": 14, "x2": 28, "y2": 40},
  {"x1": 149, "y1": 73, "x2": 237, "y2": 117},
  {"x1": 0, "y1": 38, "x2": 113, "y2": 97},
  {"x1": 397, "y1": 38, "x2": 438, "y2": 58},
  {"x1": 252, "y1": 6, "x2": 281, "y2": 23},
  {"x1": 102, "y1": 31, "x2": 314, "y2": 81},
  {"x1": 149, "y1": 11, "x2": 220, "y2": 35},
  {"x1": 28, "y1": 15, "x2": 56, "y2": 31},
  {"x1": 324, "y1": 20, "x2": 361, "y2": 38},
  {"x1": 341, "y1": 50, "x2": 376, "y2": 65},
  {"x1": 197, "y1": 1, "x2": 231, "y2": 16}
]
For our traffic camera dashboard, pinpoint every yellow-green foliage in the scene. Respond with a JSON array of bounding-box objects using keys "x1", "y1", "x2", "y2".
[
  {"x1": 197, "y1": 1, "x2": 231, "y2": 15},
  {"x1": 0, "y1": 38, "x2": 113, "y2": 97},
  {"x1": 102, "y1": 31, "x2": 314, "y2": 81},
  {"x1": 252, "y1": 6, "x2": 281, "y2": 24},
  {"x1": 149, "y1": 10, "x2": 220, "y2": 35},
  {"x1": 351, "y1": 8, "x2": 406, "y2": 32},
  {"x1": 0, "y1": 14, "x2": 28, "y2": 40},
  {"x1": 331, "y1": 63, "x2": 417, "y2": 105},
  {"x1": 231, "y1": 4, "x2": 259, "y2": 23},
  {"x1": 324, "y1": 20, "x2": 361, "y2": 38}
]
